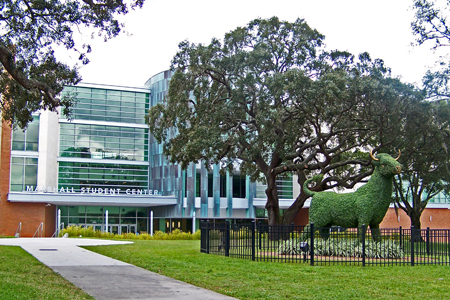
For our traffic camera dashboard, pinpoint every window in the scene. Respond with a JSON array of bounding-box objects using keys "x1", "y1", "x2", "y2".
[
  {"x1": 58, "y1": 162, "x2": 149, "y2": 192},
  {"x1": 61, "y1": 87, "x2": 150, "y2": 124},
  {"x1": 59, "y1": 124, "x2": 149, "y2": 161},
  {"x1": 12, "y1": 116, "x2": 39, "y2": 151},
  {"x1": 10, "y1": 157, "x2": 38, "y2": 191}
]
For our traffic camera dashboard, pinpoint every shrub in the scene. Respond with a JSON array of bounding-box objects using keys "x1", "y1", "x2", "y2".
[
  {"x1": 59, "y1": 225, "x2": 200, "y2": 240},
  {"x1": 277, "y1": 238, "x2": 404, "y2": 259}
]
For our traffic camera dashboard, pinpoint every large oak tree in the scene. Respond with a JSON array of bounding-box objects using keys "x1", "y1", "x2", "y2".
[
  {"x1": 147, "y1": 17, "x2": 423, "y2": 225},
  {"x1": 0, "y1": 0, "x2": 145, "y2": 128}
]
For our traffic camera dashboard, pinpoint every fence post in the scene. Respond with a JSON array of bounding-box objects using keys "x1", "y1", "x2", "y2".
[
  {"x1": 411, "y1": 226, "x2": 415, "y2": 266},
  {"x1": 310, "y1": 223, "x2": 314, "y2": 266},
  {"x1": 225, "y1": 220, "x2": 230, "y2": 257},
  {"x1": 259, "y1": 221, "x2": 262, "y2": 250},
  {"x1": 362, "y1": 224, "x2": 366, "y2": 267},
  {"x1": 206, "y1": 221, "x2": 210, "y2": 254},
  {"x1": 399, "y1": 226, "x2": 402, "y2": 249},
  {"x1": 448, "y1": 229, "x2": 450, "y2": 264},
  {"x1": 426, "y1": 227, "x2": 430, "y2": 255},
  {"x1": 252, "y1": 220, "x2": 256, "y2": 261}
]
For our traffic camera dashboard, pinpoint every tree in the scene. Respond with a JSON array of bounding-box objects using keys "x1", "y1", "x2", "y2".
[
  {"x1": 393, "y1": 100, "x2": 450, "y2": 229},
  {"x1": 0, "y1": 0, "x2": 145, "y2": 128},
  {"x1": 147, "y1": 17, "x2": 423, "y2": 226},
  {"x1": 412, "y1": 0, "x2": 450, "y2": 99},
  {"x1": 392, "y1": 0, "x2": 450, "y2": 229}
]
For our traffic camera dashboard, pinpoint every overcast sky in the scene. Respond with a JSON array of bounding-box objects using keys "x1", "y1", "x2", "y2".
[{"x1": 69, "y1": 0, "x2": 437, "y2": 88}]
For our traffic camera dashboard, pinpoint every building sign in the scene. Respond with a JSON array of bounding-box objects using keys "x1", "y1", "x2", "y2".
[{"x1": 25, "y1": 186, "x2": 161, "y2": 196}]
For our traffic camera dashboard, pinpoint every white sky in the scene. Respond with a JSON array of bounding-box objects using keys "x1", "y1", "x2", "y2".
[{"x1": 70, "y1": 0, "x2": 438, "y2": 88}]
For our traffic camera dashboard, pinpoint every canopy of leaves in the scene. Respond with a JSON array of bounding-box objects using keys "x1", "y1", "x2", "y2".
[
  {"x1": 0, "y1": 0, "x2": 144, "y2": 128},
  {"x1": 393, "y1": 99, "x2": 450, "y2": 228},
  {"x1": 412, "y1": 0, "x2": 450, "y2": 99},
  {"x1": 147, "y1": 17, "x2": 424, "y2": 224},
  {"x1": 149, "y1": 17, "x2": 421, "y2": 181}
]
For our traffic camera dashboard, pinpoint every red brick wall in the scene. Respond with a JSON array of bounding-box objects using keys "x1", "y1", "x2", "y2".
[{"x1": 0, "y1": 121, "x2": 56, "y2": 237}]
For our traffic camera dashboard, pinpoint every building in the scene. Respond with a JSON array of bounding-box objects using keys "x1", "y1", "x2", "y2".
[
  {"x1": 1, "y1": 70, "x2": 450, "y2": 237},
  {"x1": 0, "y1": 70, "x2": 295, "y2": 237}
]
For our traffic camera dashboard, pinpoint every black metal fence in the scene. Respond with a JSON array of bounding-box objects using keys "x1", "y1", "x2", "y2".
[{"x1": 200, "y1": 220, "x2": 450, "y2": 266}]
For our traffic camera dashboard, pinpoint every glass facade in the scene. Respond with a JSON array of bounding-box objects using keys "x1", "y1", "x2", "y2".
[
  {"x1": 58, "y1": 162, "x2": 148, "y2": 192},
  {"x1": 58, "y1": 85, "x2": 151, "y2": 193},
  {"x1": 59, "y1": 206, "x2": 149, "y2": 234},
  {"x1": 62, "y1": 86, "x2": 149, "y2": 124},
  {"x1": 11, "y1": 115, "x2": 39, "y2": 151},
  {"x1": 146, "y1": 70, "x2": 183, "y2": 197},
  {"x1": 59, "y1": 123, "x2": 148, "y2": 161},
  {"x1": 10, "y1": 157, "x2": 38, "y2": 192},
  {"x1": 255, "y1": 174, "x2": 294, "y2": 199},
  {"x1": 10, "y1": 115, "x2": 39, "y2": 192}
]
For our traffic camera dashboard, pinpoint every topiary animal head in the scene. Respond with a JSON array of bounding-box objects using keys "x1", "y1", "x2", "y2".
[{"x1": 370, "y1": 150, "x2": 402, "y2": 178}]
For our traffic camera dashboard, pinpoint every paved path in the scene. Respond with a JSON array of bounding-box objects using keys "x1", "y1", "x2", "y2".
[{"x1": 0, "y1": 238, "x2": 237, "y2": 300}]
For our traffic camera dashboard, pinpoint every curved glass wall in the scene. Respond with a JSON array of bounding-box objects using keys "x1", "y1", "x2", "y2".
[
  {"x1": 146, "y1": 70, "x2": 183, "y2": 196},
  {"x1": 60, "y1": 123, "x2": 148, "y2": 161},
  {"x1": 58, "y1": 162, "x2": 148, "y2": 192},
  {"x1": 62, "y1": 86, "x2": 149, "y2": 124}
]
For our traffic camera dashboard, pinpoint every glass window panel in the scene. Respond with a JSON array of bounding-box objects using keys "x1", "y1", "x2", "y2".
[
  {"x1": 11, "y1": 157, "x2": 24, "y2": 164},
  {"x1": 69, "y1": 217, "x2": 86, "y2": 224},
  {"x1": 69, "y1": 206, "x2": 85, "y2": 216},
  {"x1": 10, "y1": 184, "x2": 23, "y2": 192},
  {"x1": 59, "y1": 206, "x2": 69, "y2": 216},
  {"x1": 10, "y1": 165, "x2": 24, "y2": 184}
]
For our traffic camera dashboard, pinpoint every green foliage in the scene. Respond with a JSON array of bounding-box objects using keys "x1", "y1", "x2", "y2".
[
  {"x1": 411, "y1": 0, "x2": 450, "y2": 99},
  {"x1": 278, "y1": 238, "x2": 404, "y2": 259},
  {"x1": 147, "y1": 16, "x2": 423, "y2": 225},
  {"x1": 304, "y1": 152, "x2": 402, "y2": 236},
  {"x1": 59, "y1": 226, "x2": 200, "y2": 240},
  {"x1": 0, "y1": 0, "x2": 145, "y2": 128},
  {"x1": 277, "y1": 239, "x2": 304, "y2": 255},
  {"x1": 393, "y1": 100, "x2": 450, "y2": 229}
]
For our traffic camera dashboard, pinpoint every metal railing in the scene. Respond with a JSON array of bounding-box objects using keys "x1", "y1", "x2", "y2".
[
  {"x1": 14, "y1": 222, "x2": 22, "y2": 238},
  {"x1": 51, "y1": 222, "x2": 65, "y2": 238},
  {"x1": 200, "y1": 221, "x2": 450, "y2": 266},
  {"x1": 33, "y1": 222, "x2": 44, "y2": 238}
]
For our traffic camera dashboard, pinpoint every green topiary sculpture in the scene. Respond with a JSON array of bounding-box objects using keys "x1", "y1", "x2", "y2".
[{"x1": 303, "y1": 150, "x2": 401, "y2": 241}]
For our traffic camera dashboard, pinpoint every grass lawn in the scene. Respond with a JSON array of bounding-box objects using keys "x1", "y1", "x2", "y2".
[
  {"x1": 85, "y1": 240, "x2": 449, "y2": 300},
  {"x1": 0, "y1": 246, "x2": 94, "y2": 300}
]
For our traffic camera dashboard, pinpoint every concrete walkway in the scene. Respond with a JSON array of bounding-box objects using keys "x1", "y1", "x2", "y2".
[{"x1": 0, "y1": 238, "x2": 237, "y2": 300}]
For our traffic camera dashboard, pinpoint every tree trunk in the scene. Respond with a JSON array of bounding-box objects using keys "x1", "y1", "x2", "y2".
[
  {"x1": 281, "y1": 191, "x2": 309, "y2": 225},
  {"x1": 409, "y1": 210, "x2": 423, "y2": 242},
  {"x1": 409, "y1": 210, "x2": 422, "y2": 230},
  {"x1": 265, "y1": 172, "x2": 280, "y2": 226}
]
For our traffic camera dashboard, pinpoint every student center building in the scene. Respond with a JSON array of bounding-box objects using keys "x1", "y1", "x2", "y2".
[
  {"x1": 0, "y1": 70, "x2": 298, "y2": 237},
  {"x1": 1, "y1": 70, "x2": 449, "y2": 237}
]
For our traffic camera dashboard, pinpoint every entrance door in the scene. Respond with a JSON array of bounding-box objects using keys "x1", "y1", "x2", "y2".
[
  {"x1": 120, "y1": 225, "x2": 129, "y2": 234},
  {"x1": 120, "y1": 224, "x2": 137, "y2": 234},
  {"x1": 109, "y1": 225, "x2": 119, "y2": 234}
]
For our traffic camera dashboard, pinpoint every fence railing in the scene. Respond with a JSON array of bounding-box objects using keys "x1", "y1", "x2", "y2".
[{"x1": 200, "y1": 220, "x2": 450, "y2": 266}]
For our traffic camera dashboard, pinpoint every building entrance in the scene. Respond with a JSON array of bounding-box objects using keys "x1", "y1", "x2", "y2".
[{"x1": 59, "y1": 205, "x2": 149, "y2": 234}]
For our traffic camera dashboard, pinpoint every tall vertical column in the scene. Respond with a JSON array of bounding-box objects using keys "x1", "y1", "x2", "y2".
[
  {"x1": 175, "y1": 165, "x2": 183, "y2": 217},
  {"x1": 37, "y1": 110, "x2": 59, "y2": 190},
  {"x1": 200, "y1": 161, "x2": 208, "y2": 218},
  {"x1": 213, "y1": 164, "x2": 220, "y2": 217},
  {"x1": 185, "y1": 162, "x2": 195, "y2": 217},
  {"x1": 226, "y1": 170, "x2": 233, "y2": 218},
  {"x1": 246, "y1": 176, "x2": 256, "y2": 218}
]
